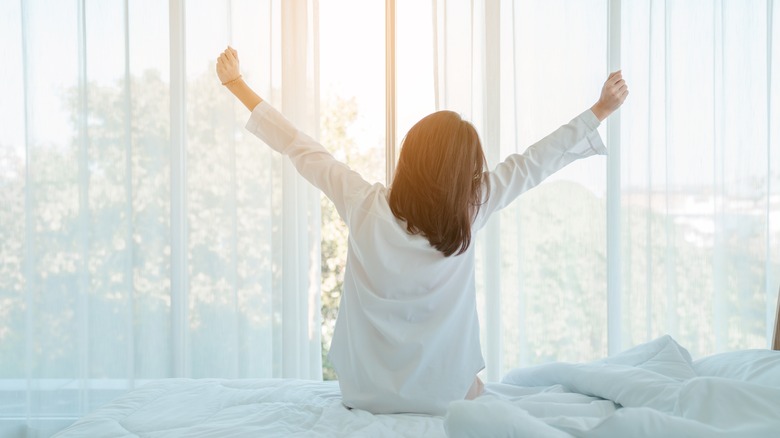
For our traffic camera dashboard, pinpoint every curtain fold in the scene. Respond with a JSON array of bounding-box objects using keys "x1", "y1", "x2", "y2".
[{"x1": 0, "y1": 0, "x2": 320, "y2": 436}]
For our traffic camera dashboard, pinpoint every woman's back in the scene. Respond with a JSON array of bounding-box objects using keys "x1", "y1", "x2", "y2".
[{"x1": 328, "y1": 184, "x2": 484, "y2": 415}]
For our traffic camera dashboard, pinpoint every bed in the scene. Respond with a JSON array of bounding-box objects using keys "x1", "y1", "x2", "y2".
[{"x1": 54, "y1": 292, "x2": 780, "y2": 438}]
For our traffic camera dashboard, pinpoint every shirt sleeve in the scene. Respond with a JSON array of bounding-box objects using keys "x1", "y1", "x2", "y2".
[
  {"x1": 245, "y1": 101, "x2": 372, "y2": 223},
  {"x1": 473, "y1": 108, "x2": 606, "y2": 230}
]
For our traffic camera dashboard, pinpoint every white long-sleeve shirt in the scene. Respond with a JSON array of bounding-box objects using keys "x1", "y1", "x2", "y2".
[{"x1": 245, "y1": 101, "x2": 606, "y2": 415}]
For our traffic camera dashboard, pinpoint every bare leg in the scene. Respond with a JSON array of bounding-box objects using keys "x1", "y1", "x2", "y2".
[{"x1": 465, "y1": 376, "x2": 484, "y2": 400}]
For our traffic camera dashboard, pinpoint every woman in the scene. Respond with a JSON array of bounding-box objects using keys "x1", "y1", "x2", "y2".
[{"x1": 216, "y1": 46, "x2": 627, "y2": 415}]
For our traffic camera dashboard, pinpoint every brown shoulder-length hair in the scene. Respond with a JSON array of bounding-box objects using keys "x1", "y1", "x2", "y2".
[{"x1": 389, "y1": 110, "x2": 490, "y2": 257}]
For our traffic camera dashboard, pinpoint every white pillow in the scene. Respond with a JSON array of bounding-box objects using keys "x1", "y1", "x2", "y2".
[
  {"x1": 693, "y1": 349, "x2": 780, "y2": 388},
  {"x1": 597, "y1": 335, "x2": 697, "y2": 381},
  {"x1": 501, "y1": 335, "x2": 698, "y2": 387}
]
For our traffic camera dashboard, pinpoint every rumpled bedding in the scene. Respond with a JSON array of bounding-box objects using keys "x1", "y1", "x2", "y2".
[
  {"x1": 55, "y1": 336, "x2": 780, "y2": 437},
  {"x1": 445, "y1": 336, "x2": 780, "y2": 438}
]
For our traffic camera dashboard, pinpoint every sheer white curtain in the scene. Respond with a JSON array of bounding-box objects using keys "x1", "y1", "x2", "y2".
[
  {"x1": 0, "y1": 0, "x2": 320, "y2": 436},
  {"x1": 619, "y1": 0, "x2": 779, "y2": 357},
  {"x1": 433, "y1": 0, "x2": 779, "y2": 381}
]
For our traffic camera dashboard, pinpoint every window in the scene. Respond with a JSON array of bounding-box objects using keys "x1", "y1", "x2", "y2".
[
  {"x1": 317, "y1": 0, "x2": 439, "y2": 379},
  {"x1": 318, "y1": 0, "x2": 387, "y2": 379}
]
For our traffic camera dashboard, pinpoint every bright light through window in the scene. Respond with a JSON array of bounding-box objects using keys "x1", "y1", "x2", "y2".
[{"x1": 318, "y1": 0, "x2": 386, "y2": 379}]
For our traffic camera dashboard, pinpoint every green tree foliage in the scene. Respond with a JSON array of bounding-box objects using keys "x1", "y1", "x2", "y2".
[
  {"x1": 318, "y1": 95, "x2": 383, "y2": 380},
  {"x1": 2, "y1": 69, "x2": 772, "y2": 381}
]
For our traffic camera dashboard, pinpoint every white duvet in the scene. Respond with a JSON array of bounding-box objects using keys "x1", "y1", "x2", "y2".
[
  {"x1": 55, "y1": 336, "x2": 780, "y2": 438},
  {"x1": 446, "y1": 336, "x2": 780, "y2": 438}
]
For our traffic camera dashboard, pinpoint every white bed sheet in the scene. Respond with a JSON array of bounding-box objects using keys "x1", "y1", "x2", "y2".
[
  {"x1": 54, "y1": 337, "x2": 780, "y2": 438},
  {"x1": 54, "y1": 379, "x2": 447, "y2": 438}
]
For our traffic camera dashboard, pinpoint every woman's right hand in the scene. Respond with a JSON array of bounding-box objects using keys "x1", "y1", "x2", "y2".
[
  {"x1": 216, "y1": 46, "x2": 241, "y2": 85},
  {"x1": 591, "y1": 70, "x2": 628, "y2": 121}
]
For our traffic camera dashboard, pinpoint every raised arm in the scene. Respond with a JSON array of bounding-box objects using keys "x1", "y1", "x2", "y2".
[
  {"x1": 215, "y1": 47, "x2": 372, "y2": 223},
  {"x1": 474, "y1": 72, "x2": 628, "y2": 229}
]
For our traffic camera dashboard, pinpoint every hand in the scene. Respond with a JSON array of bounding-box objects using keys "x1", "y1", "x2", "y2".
[
  {"x1": 591, "y1": 70, "x2": 628, "y2": 121},
  {"x1": 216, "y1": 46, "x2": 263, "y2": 111},
  {"x1": 216, "y1": 46, "x2": 241, "y2": 85}
]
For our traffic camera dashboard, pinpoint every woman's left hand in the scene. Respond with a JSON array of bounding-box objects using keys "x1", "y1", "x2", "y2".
[
  {"x1": 216, "y1": 46, "x2": 241, "y2": 84},
  {"x1": 591, "y1": 70, "x2": 628, "y2": 121}
]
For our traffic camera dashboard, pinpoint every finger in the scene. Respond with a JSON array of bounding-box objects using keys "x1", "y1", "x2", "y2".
[
  {"x1": 226, "y1": 46, "x2": 237, "y2": 59},
  {"x1": 609, "y1": 74, "x2": 623, "y2": 86},
  {"x1": 607, "y1": 71, "x2": 622, "y2": 83},
  {"x1": 608, "y1": 70, "x2": 621, "y2": 79},
  {"x1": 225, "y1": 49, "x2": 236, "y2": 63}
]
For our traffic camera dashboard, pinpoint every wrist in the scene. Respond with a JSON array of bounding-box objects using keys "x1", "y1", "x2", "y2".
[
  {"x1": 224, "y1": 77, "x2": 247, "y2": 93},
  {"x1": 590, "y1": 102, "x2": 610, "y2": 122},
  {"x1": 221, "y1": 75, "x2": 243, "y2": 87}
]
